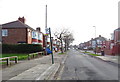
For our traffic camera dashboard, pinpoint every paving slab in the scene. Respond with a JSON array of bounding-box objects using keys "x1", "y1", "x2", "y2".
[
  {"x1": 9, "y1": 64, "x2": 51, "y2": 80},
  {"x1": 2, "y1": 52, "x2": 67, "y2": 80}
]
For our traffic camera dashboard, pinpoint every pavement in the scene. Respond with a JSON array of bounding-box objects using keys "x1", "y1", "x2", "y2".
[
  {"x1": 80, "y1": 50, "x2": 119, "y2": 65},
  {"x1": 1, "y1": 52, "x2": 68, "y2": 81}
]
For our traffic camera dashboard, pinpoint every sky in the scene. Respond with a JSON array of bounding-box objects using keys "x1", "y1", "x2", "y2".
[{"x1": 0, "y1": 0, "x2": 119, "y2": 45}]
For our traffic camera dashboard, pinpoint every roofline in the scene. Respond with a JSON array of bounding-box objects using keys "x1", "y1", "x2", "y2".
[
  {"x1": 2, "y1": 20, "x2": 35, "y2": 30},
  {"x1": 2, "y1": 20, "x2": 18, "y2": 25}
]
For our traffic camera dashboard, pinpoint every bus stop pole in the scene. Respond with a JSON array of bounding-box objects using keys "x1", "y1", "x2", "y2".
[{"x1": 49, "y1": 27, "x2": 54, "y2": 64}]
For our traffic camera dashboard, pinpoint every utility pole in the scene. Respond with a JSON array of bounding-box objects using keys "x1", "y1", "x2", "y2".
[
  {"x1": 45, "y1": 5, "x2": 48, "y2": 55},
  {"x1": 45, "y1": 5, "x2": 47, "y2": 30},
  {"x1": 44, "y1": 5, "x2": 54, "y2": 64},
  {"x1": 93, "y1": 26, "x2": 97, "y2": 54}
]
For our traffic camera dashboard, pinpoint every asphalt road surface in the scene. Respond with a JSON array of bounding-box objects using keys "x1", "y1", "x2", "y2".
[{"x1": 61, "y1": 49, "x2": 118, "y2": 80}]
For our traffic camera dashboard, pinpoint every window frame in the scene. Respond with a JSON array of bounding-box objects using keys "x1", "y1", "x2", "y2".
[{"x1": 2, "y1": 29, "x2": 8, "y2": 36}]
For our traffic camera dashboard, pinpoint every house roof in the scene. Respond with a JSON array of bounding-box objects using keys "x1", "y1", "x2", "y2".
[
  {"x1": 115, "y1": 27, "x2": 120, "y2": 31},
  {"x1": 91, "y1": 36, "x2": 107, "y2": 41},
  {"x1": 96, "y1": 37, "x2": 107, "y2": 41},
  {"x1": 2, "y1": 20, "x2": 34, "y2": 30}
]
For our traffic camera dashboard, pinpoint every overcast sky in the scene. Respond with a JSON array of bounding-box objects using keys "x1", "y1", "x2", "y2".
[{"x1": 0, "y1": 0, "x2": 119, "y2": 45}]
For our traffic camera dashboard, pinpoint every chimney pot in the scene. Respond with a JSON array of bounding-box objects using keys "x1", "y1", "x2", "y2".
[
  {"x1": 99, "y1": 35, "x2": 101, "y2": 37},
  {"x1": 36, "y1": 27, "x2": 41, "y2": 32},
  {"x1": 18, "y1": 16, "x2": 25, "y2": 23}
]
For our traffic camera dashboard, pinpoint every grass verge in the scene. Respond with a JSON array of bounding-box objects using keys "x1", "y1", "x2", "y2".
[
  {"x1": 0, "y1": 53, "x2": 40, "y2": 65},
  {"x1": 87, "y1": 53, "x2": 101, "y2": 56},
  {"x1": 81, "y1": 51, "x2": 101, "y2": 56},
  {"x1": 58, "y1": 52, "x2": 66, "y2": 55},
  {"x1": 1, "y1": 53, "x2": 29, "y2": 60}
]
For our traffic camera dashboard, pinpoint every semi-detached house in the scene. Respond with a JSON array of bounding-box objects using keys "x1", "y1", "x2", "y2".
[{"x1": 2, "y1": 17, "x2": 44, "y2": 47}]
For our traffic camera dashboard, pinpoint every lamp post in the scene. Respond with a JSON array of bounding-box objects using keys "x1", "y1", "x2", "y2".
[{"x1": 93, "y1": 26, "x2": 97, "y2": 54}]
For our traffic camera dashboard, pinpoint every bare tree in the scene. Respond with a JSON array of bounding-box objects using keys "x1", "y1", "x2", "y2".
[
  {"x1": 54, "y1": 28, "x2": 74, "y2": 53},
  {"x1": 63, "y1": 33, "x2": 74, "y2": 51}
]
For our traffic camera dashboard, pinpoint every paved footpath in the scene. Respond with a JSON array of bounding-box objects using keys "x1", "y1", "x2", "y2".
[
  {"x1": 80, "y1": 50, "x2": 119, "y2": 65},
  {"x1": 2, "y1": 52, "x2": 67, "y2": 80}
]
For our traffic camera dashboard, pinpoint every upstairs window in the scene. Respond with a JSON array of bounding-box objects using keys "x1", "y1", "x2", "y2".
[{"x1": 2, "y1": 29, "x2": 8, "y2": 36}]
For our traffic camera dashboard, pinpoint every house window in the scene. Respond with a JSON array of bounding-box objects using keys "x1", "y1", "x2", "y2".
[{"x1": 2, "y1": 29, "x2": 8, "y2": 36}]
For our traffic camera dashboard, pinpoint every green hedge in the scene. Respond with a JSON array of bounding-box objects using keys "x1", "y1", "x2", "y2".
[{"x1": 2, "y1": 44, "x2": 43, "y2": 53}]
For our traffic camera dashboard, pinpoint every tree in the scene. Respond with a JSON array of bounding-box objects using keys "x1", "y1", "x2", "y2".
[
  {"x1": 54, "y1": 28, "x2": 74, "y2": 53},
  {"x1": 63, "y1": 33, "x2": 74, "y2": 51}
]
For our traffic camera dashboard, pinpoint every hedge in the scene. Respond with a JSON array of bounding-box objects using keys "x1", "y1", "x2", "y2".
[{"x1": 2, "y1": 44, "x2": 43, "y2": 53}]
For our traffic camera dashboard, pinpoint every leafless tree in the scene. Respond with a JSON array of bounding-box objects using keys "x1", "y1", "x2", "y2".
[
  {"x1": 63, "y1": 33, "x2": 74, "y2": 51},
  {"x1": 54, "y1": 28, "x2": 74, "y2": 53}
]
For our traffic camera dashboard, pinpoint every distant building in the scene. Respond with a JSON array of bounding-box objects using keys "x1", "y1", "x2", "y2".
[
  {"x1": 79, "y1": 28, "x2": 120, "y2": 55},
  {"x1": 79, "y1": 35, "x2": 106, "y2": 52}
]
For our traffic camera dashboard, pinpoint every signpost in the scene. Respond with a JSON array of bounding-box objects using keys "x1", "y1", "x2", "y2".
[{"x1": 49, "y1": 27, "x2": 54, "y2": 64}]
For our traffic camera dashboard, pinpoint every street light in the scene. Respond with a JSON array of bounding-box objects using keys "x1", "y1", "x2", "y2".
[{"x1": 93, "y1": 26, "x2": 97, "y2": 54}]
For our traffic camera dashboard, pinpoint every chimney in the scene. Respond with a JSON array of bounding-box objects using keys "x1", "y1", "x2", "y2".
[
  {"x1": 99, "y1": 35, "x2": 101, "y2": 37},
  {"x1": 36, "y1": 27, "x2": 41, "y2": 32},
  {"x1": 18, "y1": 16, "x2": 25, "y2": 23}
]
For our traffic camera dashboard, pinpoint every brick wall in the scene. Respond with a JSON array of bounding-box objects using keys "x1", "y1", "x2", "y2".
[
  {"x1": 2, "y1": 28, "x2": 27, "y2": 44},
  {"x1": 114, "y1": 29, "x2": 120, "y2": 43}
]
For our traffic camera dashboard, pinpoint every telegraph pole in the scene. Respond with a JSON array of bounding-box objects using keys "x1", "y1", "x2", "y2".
[
  {"x1": 45, "y1": 5, "x2": 47, "y2": 29},
  {"x1": 45, "y1": 5, "x2": 48, "y2": 55},
  {"x1": 93, "y1": 26, "x2": 97, "y2": 54}
]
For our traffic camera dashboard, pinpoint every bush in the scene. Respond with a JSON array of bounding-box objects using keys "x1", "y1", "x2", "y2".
[
  {"x1": 88, "y1": 47, "x2": 93, "y2": 50},
  {"x1": 2, "y1": 44, "x2": 43, "y2": 53}
]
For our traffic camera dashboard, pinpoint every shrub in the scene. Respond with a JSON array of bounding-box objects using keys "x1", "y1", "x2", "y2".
[
  {"x1": 2, "y1": 44, "x2": 43, "y2": 53},
  {"x1": 88, "y1": 47, "x2": 93, "y2": 50}
]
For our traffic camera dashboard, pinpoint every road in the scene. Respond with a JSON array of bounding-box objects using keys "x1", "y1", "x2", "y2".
[{"x1": 61, "y1": 49, "x2": 118, "y2": 80}]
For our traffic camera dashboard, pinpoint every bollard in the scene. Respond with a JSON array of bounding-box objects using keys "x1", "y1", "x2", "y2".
[
  {"x1": 28, "y1": 54, "x2": 30, "y2": 60},
  {"x1": 6, "y1": 58, "x2": 10, "y2": 66},
  {"x1": 101, "y1": 50, "x2": 104, "y2": 56},
  {"x1": 15, "y1": 57, "x2": 18, "y2": 63}
]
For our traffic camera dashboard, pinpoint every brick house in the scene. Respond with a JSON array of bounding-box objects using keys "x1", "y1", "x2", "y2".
[
  {"x1": 102, "y1": 28, "x2": 120, "y2": 55},
  {"x1": 103, "y1": 40, "x2": 113, "y2": 55},
  {"x1": 89, "y1": 35, "x2": 106, "y2": 52},
  {"x1": 79, "y1": 35, "x2": 106, "y2": 52},
  {"x1": 114, "y1": 28, "x2": 120, "y2": 43},
  {"x1": 52, "y1": 39, "x2": 61, "y2": 51},
  {"x1": 32, "y1": 27, "x2": 44, "y2": 46},
  {"x1": 2, "y1": 17, "x2": 45, "y2": 47},
  {"x1": 112, "y1": 27, "x2": 120, "y2": 55},
  {"x1": 2, "y1": 17, "x2": 34, "y2": 44}
]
